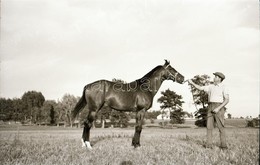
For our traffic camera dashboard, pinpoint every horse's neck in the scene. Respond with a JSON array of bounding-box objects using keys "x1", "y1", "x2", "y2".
[{"x1": 144, "y1": 73, "x2": 164, "y2": 96}]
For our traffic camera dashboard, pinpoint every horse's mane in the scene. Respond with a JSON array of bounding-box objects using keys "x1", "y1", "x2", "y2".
[
  {"x1": 116, "y1": 65, "x2": 163, "y2": 86},
  {"x1": 136, "y1": 65, "x2": 162, "y2": 83}
]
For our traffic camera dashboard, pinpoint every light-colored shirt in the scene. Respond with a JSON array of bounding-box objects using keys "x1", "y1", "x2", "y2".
[{"x1": 201, "y1": 83, "x2": 229, "y2": 103}]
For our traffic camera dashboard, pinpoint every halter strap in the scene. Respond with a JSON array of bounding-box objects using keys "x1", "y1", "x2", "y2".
[
  {"x1": 164, "y1": 64, "x2": 170, "y2": 69},
  {"x1": 163, "y1": 65, "x2": 178, "y2": 80}
]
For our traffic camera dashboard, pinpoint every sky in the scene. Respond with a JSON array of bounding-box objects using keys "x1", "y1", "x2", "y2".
[{"x1": 1, "y1": 0, "x2": 259, "y2": 118}]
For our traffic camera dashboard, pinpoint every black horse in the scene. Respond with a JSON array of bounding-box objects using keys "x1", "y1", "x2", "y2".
[{"x1": 71, "y1": 60, "x2": 184, "y2": 149}]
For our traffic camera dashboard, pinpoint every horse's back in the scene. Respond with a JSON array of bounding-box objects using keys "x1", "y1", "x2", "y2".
[{"x1": 84, "y1": 80, "x2": 111, "y2": 110}]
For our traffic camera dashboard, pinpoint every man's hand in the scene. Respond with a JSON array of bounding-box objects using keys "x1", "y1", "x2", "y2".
[
  {"x1": 187, "y1": 79, "x2": 193, "y2": 85},
  {"x1": 211, "y1": 108, "x2": 220, "y2": 114}
]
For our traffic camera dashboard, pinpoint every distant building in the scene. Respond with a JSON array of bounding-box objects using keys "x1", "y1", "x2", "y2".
[{"x1": 156, "y1": 110, "x2": 195, "y2": 120}]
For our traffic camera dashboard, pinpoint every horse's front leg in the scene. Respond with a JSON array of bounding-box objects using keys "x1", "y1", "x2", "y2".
[
  {"x1": 82, "y1": 111, "x2": 96, "y2": 150},
  {"x1": 132, "y1": 109, "x2": 145, "y2": 148}
]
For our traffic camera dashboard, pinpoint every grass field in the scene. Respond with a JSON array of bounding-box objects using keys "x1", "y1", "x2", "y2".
[{"x1": 0, "y1": 125, "x2": 258, "y2": 165}]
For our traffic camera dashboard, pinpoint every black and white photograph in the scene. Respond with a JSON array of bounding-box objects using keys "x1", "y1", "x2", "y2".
[{"x1": 0, "y1": 0, "x2": 259, "y2": 164}]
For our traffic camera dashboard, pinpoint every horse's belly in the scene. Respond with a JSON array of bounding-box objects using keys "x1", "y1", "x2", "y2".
[
  {"x1": 106, "y1": 95, "x2": 137, "y2": 111},
  {"x1": 106, "y1": 92, "x2": 152, "y2": 111}
]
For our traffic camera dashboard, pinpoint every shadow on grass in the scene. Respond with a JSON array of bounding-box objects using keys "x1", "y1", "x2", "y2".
[
  {"x1": 91, "y1": 133, "x2": 133, "y2": 147},
  {"x1": 120, "y1": 160, "x2": 133, "y2": 165},
  {"x1": 178, "y1": 135, "x2": 206, "y2": 148}
]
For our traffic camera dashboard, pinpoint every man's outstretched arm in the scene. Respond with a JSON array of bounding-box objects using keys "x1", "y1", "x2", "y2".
[{"x1": 188, "y1": 79, "x2": 204, "y2": 91}]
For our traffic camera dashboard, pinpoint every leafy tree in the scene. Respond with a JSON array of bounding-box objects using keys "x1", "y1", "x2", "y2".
[
  {"x1": 55, "y1": 101, "x2": 64, "y2": 127},
  {"x1": 0, "y1": 98, "x2": 14, "y2": 121},
  {"x1": 21, "y1": 91, "x2": 45, "y2": 124},
  {"x1": 12, "y1": 98, "x2": 24, "y2": 122},
  {"x1": 158, "y1": 89, "x2": 183, "y2": 110},
  {"x1": 96, "y1": 106, "x2": 112, "y2": 128},
  {"x1": 190, "y1": 75, "x2": 211, "y2": 108},
  {"x1": 77, "y1": 106, "x2": 88, "y2": 126},
  {"x1": 246, "y1": 118, "x2": 259, "y2": 127},
  {"x1": 146, "y1": 111, "x2": 161, "y2": 119},
  {"x1": 50, "y1": 106, "x2": 56, "y2": 125},
  {"x1": 59, "y1": 94, "x2": 78, "y2": 127},
  {"x1": 41, "y1": 100, "x2": 57, "y2": 125},
  {"x1": 194, "y1": 108, "x2": 207, "y2": 127},
  {"x1": 157, "y1": 89, "x2": 186, "y2": 124},
  {"x1": 110, "y1": 110, "x2": 130, "y2": 128},
  {"x1": 227, "y1": 113, "x2": 232, "y2": 119},
  {"x1": 189, "y1": 75, "x2": 212, "y2": 127},
  {"x1": 170, "y1": 109, "x2": 191, "y2": 124}
]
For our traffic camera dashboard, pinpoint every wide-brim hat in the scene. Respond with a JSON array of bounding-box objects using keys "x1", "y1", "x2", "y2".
[{"x1": 213, "y1": 72, "x2": 225, "y2": 80}]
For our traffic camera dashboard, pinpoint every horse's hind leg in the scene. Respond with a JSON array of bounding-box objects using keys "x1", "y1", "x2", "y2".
[{"x1": 82, "y1": 111, "x2": 96, "y2": 149}]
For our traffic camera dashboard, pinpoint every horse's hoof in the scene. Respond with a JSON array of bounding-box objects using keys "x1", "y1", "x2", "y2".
[
  {"x1": 84, "y1": 145, "x2": 93, "y2": 150},
  {"x1": 86, "y1": 147, "x2": 92, "y2": 150},
  {"x1": 132, "y1": 143, "x2": 141, "y2": 148},
  {"x1": 85, "y1": 141, "x2": 93, "y2": 150},
  {"x1": 134, "y1": 145, "x2": 141, "y2": 149}
]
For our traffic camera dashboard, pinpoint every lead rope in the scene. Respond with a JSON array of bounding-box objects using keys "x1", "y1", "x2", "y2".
[
  {"x1": 183, "y1": 80, "x2": 214, "y2": 119},
  {"x1": 183, "y1": 80, "x2": 199, "y2": 111}
]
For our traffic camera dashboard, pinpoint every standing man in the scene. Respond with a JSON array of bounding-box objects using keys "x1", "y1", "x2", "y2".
[{"x1": 188, "y1": 72, "x2": 229, "y2": 149}]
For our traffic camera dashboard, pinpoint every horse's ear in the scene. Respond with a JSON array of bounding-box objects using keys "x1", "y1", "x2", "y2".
[{"x1": 164, "y1": 59, "x2": 170, "y2": 66}]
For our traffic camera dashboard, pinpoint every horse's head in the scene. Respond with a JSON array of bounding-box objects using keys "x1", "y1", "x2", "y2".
[{"x1": 162, "y1": 60, "x2": 184, "y2": 84}]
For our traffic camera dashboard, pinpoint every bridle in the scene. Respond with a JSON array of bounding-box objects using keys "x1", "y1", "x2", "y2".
[{"x1": 163, "y1": 64, "x2": 178, "y2": 81}]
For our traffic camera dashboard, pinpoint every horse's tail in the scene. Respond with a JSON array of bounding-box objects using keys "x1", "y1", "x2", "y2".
[{"x1": 71, "y1": 86, "x2": 87, "y2": 122}]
